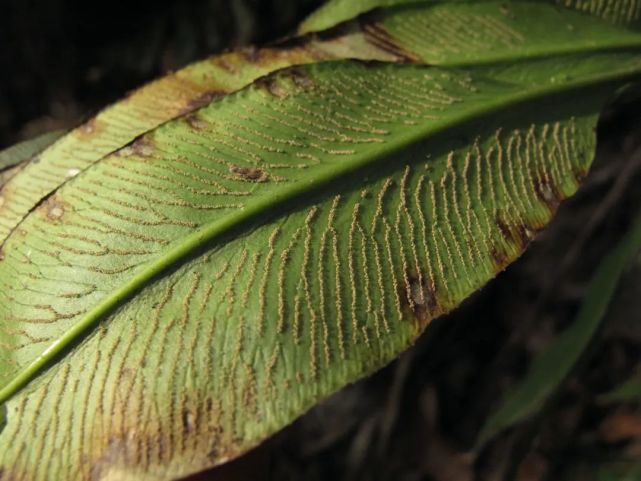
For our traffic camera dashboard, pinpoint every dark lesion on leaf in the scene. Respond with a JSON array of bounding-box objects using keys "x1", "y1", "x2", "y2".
[
  {"x1": 116, "y1": 135, "x2": 156, "y2": 158},
  {"x1": 255, "y1": 66, "x2": 316, "y2": 98},
  {"x1": 76, "y1": 118, "x2": 103, "y2": 138},
  {"x1": 255, "y1": 76, "x2": 289, "y2": 98},
  {"x1": 185, "y1": 114, "x2": 208, "y2": 131},
  {"x1": 534, "y1": 177, "x2": 565, "y2": 212},
  {"x1": 489, "y1": 245, "x2": 510, "y2": 272},
  {"x1": 287, "y1": 67, "x2": 315, "y2": 89},
  {"x1": 44, "y1": 197, "x2": 67, "y2": 222},
  {"x1": 229, "y1": 165, "x2": 269, "y2": 183},
  {"x1": 573, "y1": 162, "x2": 590, "y2": 183},
  {"x1": 239, "y1": 45, "x2": 266, "y2": 65},
  {"x1": 182, "y1": 409, "x2": 196, "y2": 434},
  {"x1": 178, "y1": 90, "x2": 226, "y2": 116},
  {"x1": 206, "y1": 424, "x2": 238, "y2": 463},
  {"x1": 491, "y1": 212, "x2": 539, "y2": 271},
  {"x1": 496, "y1": 215, "x2": 530, "y2": 251},
  {"x1": 399, "y1": 269, "x2": 441, "y2": 328},
  {"x1": 359, "y1": 15, "x2": 421, "y2": 63}
]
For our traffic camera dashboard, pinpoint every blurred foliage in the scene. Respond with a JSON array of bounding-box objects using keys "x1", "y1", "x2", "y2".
[{"x1": 479, "y1": 212, "x2": 641, "y2": 446}]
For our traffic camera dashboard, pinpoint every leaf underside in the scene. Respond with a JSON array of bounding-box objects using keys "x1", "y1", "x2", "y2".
[
  {"x1": 0, "y1": 130, "x2": 66, "y2": 188},
  {"x1": 299, "y1": 0, "x2": 641, "y2": 34},
  {"x1": 1, "y1": 1, "x2": 638, "y2": 244},
  {"x1": 0, "y1": 2, "x2": 640, "y2": 480}
]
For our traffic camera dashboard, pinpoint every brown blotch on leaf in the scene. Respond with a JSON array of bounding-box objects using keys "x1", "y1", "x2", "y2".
[
  {"x1": 490, "y1": 245, "x2": 510, "y2": 272},
  {"x1": 0, "y1": 248, "x2": 4, "y2": 262},
  {"x1": 117, "y1": 136, "x2": 156, "y2": 158},
  {"x1": 573, "y1": 164, "x2": 589, "y2": 184},
  {"x1": 77, "y1": 118, "x2": 102, "y2": 138},
  {"x1": 178, "y1": 90, "x2": 225, "y2": 115},
  {"x1": 229, "y1": 165, "x2": 269, "y2": 182},
  {"x1": 239, "y1": 45, "x2": 320, "y2": 68},
  {"x1": 496, "y1": 216, "x2": 531, "y2": 250},
  {"x1": 240, "y1": 45, "x2": 262, "y2": 64},
  {"x1": 399, "y1": 270, "x2": 441, "y2": 328},
  {"x1": 211, "y1": 54, "x2": 239, "y2": 74},
  {"x1": 256, "y1": 76, "x2": 288, "y2": 98},
  {"x1": 185, "y1": 114, "x2": 208, "y2": 131},
  {"x1": 45, "y1": 198, "x2": 66, "y2": 221},
  {"x1": 491, "y1": 214, "x2": 538, "y2": 271},
  {"x1": 534, "y1": 178, "x2": 564, "y2": 211},
  {"x1": 360, "y1": 19, "x2": 421, "y2": 63},
  {"x1": 287, "y1": 68, "x2": 315, "y2": 89},
  {"x1": 256, "y1": 67, "x2": 316, "y2": 98},
  {"x1": 182, "y1": 409, "x2": 196, "y2": 434},
  {"x1": 206, "y1": 425, "x2": 239, "y2": 463}
]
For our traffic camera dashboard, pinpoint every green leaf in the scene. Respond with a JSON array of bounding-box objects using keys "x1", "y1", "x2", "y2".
[
  {"x1": 299, "y1": 0, "x2": 415, "y2": 33},
  {"x1": 0, "y1": 130, "x2": 66, "y2": 187},
  {"x1": 3, "y1": 2, "x2": 639, "y2": 244},
  {"x1": 477, "y1": 210, "x2": 641, "y2": 446},
  {"x1": 350, "y1": 2, "x2": 641, "y2": 67},
  {"x1": 299, "y1": 0, "x2": 641, "y2": 34},
  {"x1": 0, "y1": 33, "x2": 387, "y2": 244},
  {"x1": 0, "y1": 2, "x2": 641, "y2": 480},
  {"x1": 599, "y1": 372, "x2": 641, "y2": 404},
  {"x1": 596, "y1": 462, "x2": 641, "y2": 481},
  {"x1": 0, "y1": 53, "x2": 640, "y2": 479}
]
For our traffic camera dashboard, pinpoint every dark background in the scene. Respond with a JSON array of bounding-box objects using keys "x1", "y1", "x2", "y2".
[
  {"x1": 3, "y1": 2, "x2": 641, "y2": 481},
  {"x1": 0, "y1": 0, "x2": 322, "y2": 148}
]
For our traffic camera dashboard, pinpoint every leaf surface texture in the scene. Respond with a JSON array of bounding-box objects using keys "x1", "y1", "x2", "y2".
[{"x1": 0, "y1": 2, "x2": 640, "y2": 480}]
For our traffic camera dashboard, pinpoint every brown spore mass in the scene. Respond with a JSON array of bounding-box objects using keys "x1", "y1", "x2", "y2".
[{"x1": 229, "y1": 165, "x2": 269, "y2": 182}]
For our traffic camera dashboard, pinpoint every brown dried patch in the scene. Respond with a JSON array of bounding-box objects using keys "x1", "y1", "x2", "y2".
[
  {"x1": 229, "y1": 165, "x2": 269, "y2": 183},
  {"x1": 399, "y1": 270, "x2": 441, "y2": 328},
  {"x1": 118, "y1": 136, "x2": 156, "y2": 158},
  {"x1": 185, "y1": 114, "x2": 208, "y2": 131},
  {"x1": 255, "y1": 76, "x2": 288, "y2": 98},
  {"x1": 489, "y1": 214, "x2": 535, "y2": 271},
  {"x1": 0, "y1": 248, "x2": 4, "y2": 262},
  {"x1": 286, "y1": 67, "x2": 315, "y2": 89},
  {"x1": 76, "y1": 118, "x2": 103, "y2": 138},
  {"x1": 86, "y1": 390, "x2": 241, "y2": 481},
  {"x1": 534, "y1": 178, "x2": 564, "y2": 212},
  {"x1": 182, "y1": 409, "x2": 196, "y2": 434},
  {"x1": 240, "y1": 45, "x2": 262, "y2": 64},
  {"x1": 206, "y1": 425, "x2": 240, "y2": 464},
  {"x1": 44, "y1": 197, "x2": 67, "y2": 221},
  {"x1": 490, "y1": 245, "x2": 510, "y2": 272},
  {"x1": 211, "y1": 53, "x2": 239, "y2": 74},
  {"x1": 238, "y1": 44, "x2": 321, "y2": 68},
  {"x1": 360, "y1": 20, "x2": 421, "y2": 63},
  {"x1": 496, "y1": 216, "x2": 530, "y2": 250},
  {"x1": 255, "y1": 66, "x2": 317, "y2": 99},
  {"x1": 573, "y1": 164, "x2": 590, "y2": 184},
  {"x1": 178, "y1": 90, "x2": 225, "y2": 116}
]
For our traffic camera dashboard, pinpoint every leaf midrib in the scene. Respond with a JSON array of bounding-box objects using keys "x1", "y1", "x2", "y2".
[
  {"x1": 439, "y1": 41, "x2": 641, "y2": 68},
  {"x1": 1, "y1": 61, "x2": 640, "y2": 406}
]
